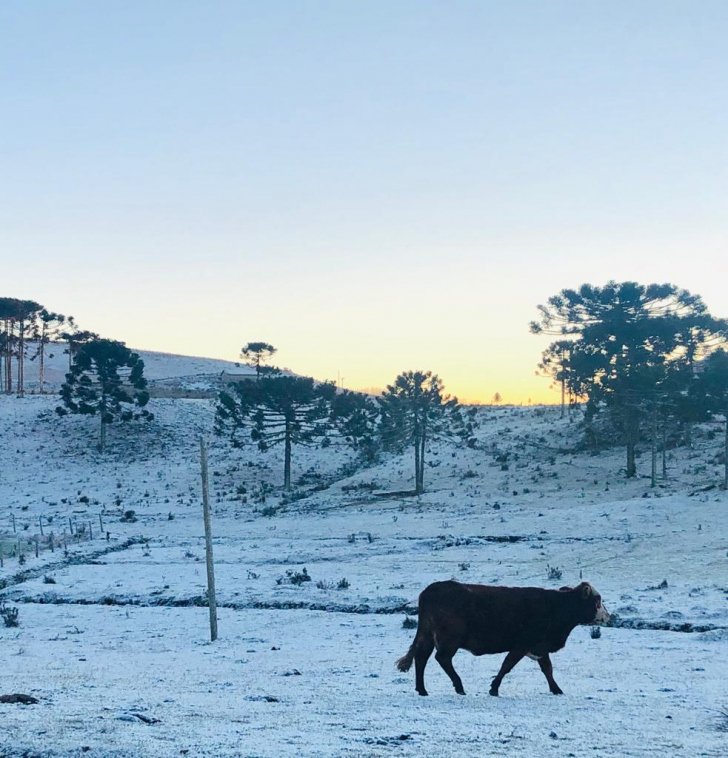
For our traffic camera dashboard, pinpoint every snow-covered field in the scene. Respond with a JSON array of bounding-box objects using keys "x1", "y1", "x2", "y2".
[{"x1": 1, "y1": 388, "x2": 727, "y2": 757}]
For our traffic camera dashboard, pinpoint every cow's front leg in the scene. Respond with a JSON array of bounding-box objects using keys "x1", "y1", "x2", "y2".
[
  {"x1": 537, "y1": 654, "x2": 563, "y2": 695},
  {"x1": 489, "y1": 650, "x2": 526, "y2": 696}
]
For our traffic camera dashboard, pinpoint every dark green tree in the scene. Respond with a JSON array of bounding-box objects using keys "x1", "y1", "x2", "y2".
[
  {"x1": 531, "y1": 281, "x2": 727, "y2": 477},
  {"x1": 536, "y1": 340, "x2": 579, "y2": 417},
  {"x1": 216, "y1": 375, "x2": 335, "y2": 489},
  {"x1": 61, "y1": 328, "x2": 100, "y2": 370},
  {"x1": 56, "y1": 339, "x2": 153, "y2": 452},
  {"x1": 328, "y1": 389, "x2": 381, "y2": 462},
  {"x1": 32, "y1": 309, "x2": 71, "y2": 393},
  {"x1": 699, "y1": 349, "x2": 728, "y2": 489},
  {"x1": 379, "y1": 370, "x2": 475, "y2": 494},
  {"x1": 240, "y1": 342, "x2": 278, "y2": 381},
  {"x1": 0, "y1": 297, "x2": 43, "y2": 395}
]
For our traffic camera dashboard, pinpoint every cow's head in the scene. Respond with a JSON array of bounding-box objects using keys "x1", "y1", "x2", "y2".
[{"x1": 571, "y1": 582, "x2": 610, "y2": 625}]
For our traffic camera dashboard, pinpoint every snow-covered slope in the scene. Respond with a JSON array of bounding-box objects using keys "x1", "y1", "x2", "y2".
[
  {"x1": 1, "y1": 393, "x2": 726, "y2": 758},
  {"x1": 17, "y1": 342, "x2": 255, "y2": 395}
]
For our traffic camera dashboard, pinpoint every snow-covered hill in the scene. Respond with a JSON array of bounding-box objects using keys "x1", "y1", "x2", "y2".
[
  {"x1": 17, "y1": 342, "x2": 255, "y2": 395},
  {"x1": 1, "y1": 388, "x2": 726, "y2": 757}
]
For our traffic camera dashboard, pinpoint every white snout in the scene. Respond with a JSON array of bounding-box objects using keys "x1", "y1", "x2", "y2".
[{"x1": 594, "y1": 603, "x2": 610, "y2": 625}]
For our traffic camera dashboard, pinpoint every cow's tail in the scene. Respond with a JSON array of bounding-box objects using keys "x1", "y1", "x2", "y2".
[
  {"x1": 395, "y1": 642, "x2": 417, "y2": 672},
  {"x1": 395, "y1": 613, "x2": 431, "y2": 672}
]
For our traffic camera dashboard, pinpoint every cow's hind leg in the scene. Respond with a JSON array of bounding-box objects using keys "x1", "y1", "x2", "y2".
[
  {"x1": 435, "y1": 647, "x2": 465, "y2": 695},
  {"x1": 537, "y1": 654, "x2": 563, "y2": 695},
  {"x1": 489, "y1": 650, "x2": 526, "y2": 696},
  {"x1": 414, "y1": 636, "x2": 434, "y2": 696}
]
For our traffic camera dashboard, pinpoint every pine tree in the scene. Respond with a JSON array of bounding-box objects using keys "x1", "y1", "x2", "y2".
[
  {"x1": 531, "y1": 281, "x2": 727, "y2": 477},
  {"x1": 240, "y1": 342, "x2": 278, "y2": 381},
  {"x1": 699, "y1": 349, "x2": 728, "y2": 489},
  {"x1": 0, "y1": 298, "x2": 43, "y2": 395},
  {"x1": 379, "y1": 371, "x2": 475, "y2": 494},
  {"x1": 32, "y1": 309, "x2": 71, "y2": 393},
  {"x1": 60, "y1": 329, "x2": 99, "y2": 370},
  {"x1": 216, "y1": 375, "x2": 335, "y2": 489},
  {"x1": 328, "y1": 389, "x2": 381, "y2": 462},
  {"x1": 56, "y1": 339, "x2": 153, "y2": 452}
]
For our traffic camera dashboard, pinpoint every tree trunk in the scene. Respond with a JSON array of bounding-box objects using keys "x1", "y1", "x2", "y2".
[
  {"x1": 99, "y1": 418, "x2": 106, "y2": 453},
  {"x1": 39, "y1": 323, "x2": 46, "y2": 394},
  {"x1": 284, "y1": 422, "x2": 292, "y2": 489},
  {"x1": 661, "y1": 423, "x2": 668, "y2": 480},
  {"x1": 650, "y1": 411, "x2": 657, "y2": 487},
  {"x1": 560, "y1": 378, "x2": 565, "y2": 419},
  {"x1": 625, "y1": 407, "x2": 638, "y2": 478},
  {"x1": 4, "y1": 320, "x2": 12, "y2": 393},
  {"x1": 15, "y1": 321, "x2": 25, "y2": 396},
  {"x1": 413, "y1": 436, "x2": 421, "y2": 494},
  {"x1": 625, "y1": 410, "x2": 638, "y2": 479},
  {"x1": 724, "y1": 416, "x2": 728, "y2": 491},
  {"x1": 17, "y1": 320, "x2": 24, "y2": 396},
  {"x1": 417, "y1": 430, "x2": 426, "y2": 494}
]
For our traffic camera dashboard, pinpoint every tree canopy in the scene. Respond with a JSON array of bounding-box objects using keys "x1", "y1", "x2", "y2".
[
  {"x1": 240, "y1": 342, "x2": 278, "y2": 380},
  {"x1": 57, "y1": 338, "x2": 153, "y2": 451},
  {"x1": 379, "y1": 370, "x2": 476, "y2": 494},
  {"x1": 532, "y1": 281, "x2": 727, "y2": 476},
  {"x1": 216, "y1": 375, "x2": 335, "y2": 488}
]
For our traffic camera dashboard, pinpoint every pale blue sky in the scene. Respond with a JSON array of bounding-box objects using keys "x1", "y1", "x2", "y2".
[{"x1": 2, "y1": 1, "x2": 727, "y2": 401}]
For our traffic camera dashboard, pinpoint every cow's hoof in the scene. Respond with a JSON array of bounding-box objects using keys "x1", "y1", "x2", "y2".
[
  {"x1": 417, "y1": 690, "x2": 428, "y2": 697},
  {"x1": 551, "y1": 688, "x2": 564, "y2": 696},
  {"x1": 489, "y1": 688, "x2": 499, "y2": 697},
  {"x1": 456, "y1": 690, "x2": 466, "y2": 696}
]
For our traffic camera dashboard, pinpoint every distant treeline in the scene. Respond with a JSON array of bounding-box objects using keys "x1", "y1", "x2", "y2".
[
  {"x1": 4, "y1": 281, "x2": 728, "y2": 490},
  {"x1": 0, "y1": 297, "x2": 98, "y2": 395}
]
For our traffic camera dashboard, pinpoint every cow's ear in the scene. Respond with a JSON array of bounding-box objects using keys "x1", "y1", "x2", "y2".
[{"x1": 580, "y1": 583, "x2": 593, "y2": 598}]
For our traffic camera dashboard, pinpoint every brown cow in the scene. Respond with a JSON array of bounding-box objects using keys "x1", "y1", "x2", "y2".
[{"x1": 396, "y1": 580, "x2": 609, "y2": 697}]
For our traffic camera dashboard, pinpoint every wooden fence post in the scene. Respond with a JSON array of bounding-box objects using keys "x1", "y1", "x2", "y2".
[{"x1": 200, "y1": 437, "x2": 218, "y2": 642}]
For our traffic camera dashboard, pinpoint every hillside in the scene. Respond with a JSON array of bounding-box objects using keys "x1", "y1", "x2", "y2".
[
  {"x1": 1, "y1": 385, "x2": 727, "y2": 757},
  {"x1": 15, "y1": 342, "x2": 256, "y2": 396}
]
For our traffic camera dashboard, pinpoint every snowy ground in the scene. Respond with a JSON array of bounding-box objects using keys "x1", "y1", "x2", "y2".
[{"x1": 1, "y1": 392, "x2": 727, "y2": 757}]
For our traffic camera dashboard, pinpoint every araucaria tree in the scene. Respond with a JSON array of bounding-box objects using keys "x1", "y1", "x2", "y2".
[
  {"x1": 0, "y1": 297, "x2": 43, "y2": 395},
  {"x1": 216, "y1": 376, "x2": 335, "y2": 488},
  {"x1": 328, "y1": 389, "x2": 381, "y2": 462},
  {"x1": 531, "y1": 281, "x2": 727, "y2": 477},
  {"x1": 379, "y1": 371, "x2": 475, "y2": 494},
  {"x1": 56, "y1": 339, "x2": 153, "y2": 452},
  {"x1": 240, "y1": 342, "x2": 278, "y2": 380},
  {"x1": 32, "y1": 309, "x2": 72, "y2": 393},
  {"x1": 699, "y1": 349, "x2": 728, "y2": 489}
]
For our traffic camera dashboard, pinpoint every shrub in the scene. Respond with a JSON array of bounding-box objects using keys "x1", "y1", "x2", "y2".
[
  {"x1": 402, "y1": 616, "x2": 417, "y2": 629},
  {"x1": 337, "y1": 578, "x2": 350, "y2": 590},
  {"x1": 120, "y1": 510, "x2": 137, "y2": 523},
  {"x1": 590, "y1": 626, "x2": 602, "y2": 639},
  {"x1": 547, "y1": 565, "x2": 563, "y2": 581},
  {"x1": 1, "y1": 603, "x2": 19, "y2": 628},
  {"x1": 277, "y1": 568, "x2": 311, "y2": 586}
]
